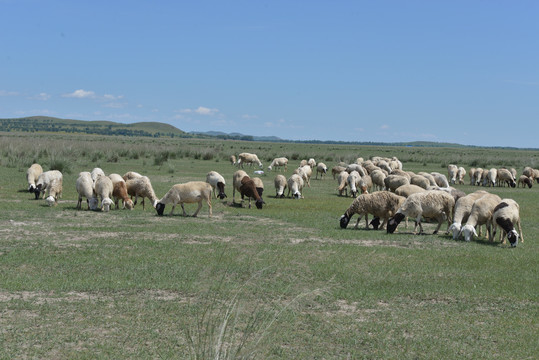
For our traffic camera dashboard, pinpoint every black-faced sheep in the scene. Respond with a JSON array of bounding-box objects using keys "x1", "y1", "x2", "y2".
[
  {"x1": 34, "y1": 170, "x2": 63, "y2": 200},
  {"x1": 340, "y1": 191, "x2": 406, "y2": 230},
  {"x1": 26, "y1": 163, "x2": 43, "y2": 193},
  {"x1": 206, "y1": 171, "x2": 227, "y2": 200},
  {"x1": 497, "y1": 168, "x2": 516, "y2": 188},
  {"x1": 315, "y1": 162, "x2": 328, "y2": 179},
  {"x1": 459, "y1": 193, "x2": 502, "y2": 242},
  {"x1": 491, "y1": 199, "x2": 523, "y2": 247},
  {"x1": 517, "y1": 175, "x2": 533, "y2": 188},
  {"x1": 155, "y1": 181, "x2": 212, "y2": 217}
]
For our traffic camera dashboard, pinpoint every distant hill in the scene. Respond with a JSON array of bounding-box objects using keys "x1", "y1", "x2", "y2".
[{"x1": 190, "y1": 131, "x2": 283, "y2": 142}]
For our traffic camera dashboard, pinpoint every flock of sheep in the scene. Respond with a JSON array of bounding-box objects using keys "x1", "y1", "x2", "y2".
[{"x1": 25, "y1": 150, "x2": 535, "y2": 248}]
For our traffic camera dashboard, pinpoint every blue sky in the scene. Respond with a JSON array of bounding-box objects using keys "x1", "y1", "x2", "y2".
[{"x1": 1, "y1": 1, "x2": 538, "y2": 148}]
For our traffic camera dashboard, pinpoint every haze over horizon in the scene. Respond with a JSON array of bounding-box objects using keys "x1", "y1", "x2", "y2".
[{"x1": 1, "y1": 1, "x2": 538, "y2": 148}]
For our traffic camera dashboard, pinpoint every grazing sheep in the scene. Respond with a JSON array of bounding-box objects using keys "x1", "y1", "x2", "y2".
[
  {"x1": 347, "y1": 170, "x2": 361, "y2": 198},
  {"x1": 125, "y1": 176, "x2": 159, "y2": 210},
  {"x1": 332, "y1": 165, "x2": 346, "y2": 180},
  {"x1": 409, "y1": 175, "x2": 430, "y2": 190},
  {"x1": 390, "y1": 169, "x2": 410, "y2": 180},
  {"x1": 497, "y1": 168, "x2": 516, "y2": 188},
  {"x1": 431, "y1": 172, "x2": 450, "y2": 188},
  {"x1": 447, "y1": 164, "x2": 458, "y2": 185},
  {"x1": 230, "y1": 155, "x2": 237, "y2": 165},
  {"x1": 112, "y1": 180, "x2": 134, "y2": 210},
  {"x1": 94, "y1": 174, "x2": 114, "y2": 212},
  {"x1": 522, "y1": 166, "x2": 535, "y2": 180},
  {"x1": 534, "y1": 169, "x2": 539, "y2": 183},
  {"x1": 340, "y1": 191, "x2": 406, "y2": 230},
  {"x1": 447, "y1": 190, "x2": 488, "y2": 240},
  {"x1": 517, "y1": 175, "x2": 533, "y2": 188},
  {"x1": 299, "y1": 159, "x2": 308, "y2": 167},
  {"x1": 459, "y1": 193, "x2": 502, "y2": 242},
  {"x1": 376, "y1": 160, "x2": 392, "y2": 174},
  {"x1": 155, "y1": 181, "x2": 212, "y2": 217},
  {"x1": 346, "y1": 163, "x2": 367, "y2": 177},
  {"x1": 294, "y1": 165, "x2": 313, "y2": 188},
  {"x1": 26, "y1": 163, "x2": 43, "y2": 192},
  {"x1": 481, "y1": 169, "x2": 490, "y2": 186},
  {"x1": 457, "y1": 167, "x2": 466, "y2": 185},
  {"x1": 206, "y1": 171, "x2": 227, "y2": 200},
  {"x1": 359, "y1": 175, "x2": 373, "y2": 194},
  {"x1": 91, "y1": 167, "x2": 105, "y2": 183},
  {"x1": 122, "y1": 171, "x2": 143, "y2": 181},
  {"x1": 370, "y1": 170, "x2": 387, "y2": 191},
  {"x1": 315, "y1": 162, "x2": 328, "y2": 179},
  {"x1": 34, "y1": 170, "x2": 63, "y2": 200},
  {"x1": 417, "y1": 172, "x2": 437, "y2": 187},
  {"x1": 232, "y1": 170, "x2": 264, "y2": 209},
  {"x1": 337, "y1": 171, "x2": 349, "y2": 197},
  {"x1": 491, "y1": 199, "x2": 523, "y2": 247},
  {"x1": 274, "y1": 174, "x2": 287, "y2": 198},
  {"x1": 287, "y1": 173, "x2": 304, "y2": 199},
  {"x1": 236, "y1": 152, "x2": 263, "y2": 168},
  {"x1": 268, "y1": 157, "x2": 288, "y2": 172},
  {"x1": 76, "y1": 172, "x2": 98, "y2": 210},
  {"x1": 394, "y1": 184, "x2": 427, "y2": 198},
  {"x1": 44, "y1": 176, "x2": 63, "y2": 207},
  {"x1": 384, "y1": 175, "x2": 410, "y2": 193},
  {"x1": 307, "y1": 158, "x2": 316, "y2": 169},
  {"x1": 485, "y1": 168, "x2": 497, "y2": 187},
  {"x1": 387, "y1": 190, "x2": 455, "y2": 234},
  {"x1": 473, "y1": 168, "x2": 484, "y2": 186},
  {"x1": 469, "y1": 167, "x2": 476, "y2": 185},
  {"x1": 108, "y1": 173, "x2": 124, "y2": 185}
]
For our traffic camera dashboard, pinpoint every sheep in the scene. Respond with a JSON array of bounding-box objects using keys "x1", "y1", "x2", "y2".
[
  {"x1": 491, "y1": 199, "x2": 523, "y2": 247},
  {"x1": 417, "y1": 172, "x2": 437, "y2": 187},
  {"x1": 332, "y1": 165, "x2": 346, "y2": 180},
  {"x1": 435, "y1": 186, "x2": 466, "y2": 203},
  {"x1": 122, "y1": 171, "x2": 143, "y2": 181},
  {"x1": 155, "y1": 181, "x2": 212, "y2": 217},
  {"x1": 112, "y1": 179, "x2": 134, "y2": 210},
  {"x1": 315, "y1": 162, "x2": 328, "y2": 179},
  {"x1": 108, "y1": 173, "x2": 124, "y2": 185},
  {"x1": 517, "y1": 175, "x2": 533, "y2": 188},
  {"x1": 430, "y1": 172, "x2": 450, "y2": 188},
  {"x1": 299, "y1": 159, "x2": 308, "y2": 167},
  {"x1": 370, "y1": 170, "x2": 386, "y2": 191},
  {"x1": 232, "y1": 170, "x2": 264, "y2": 209},
  {"x1": 26, "y1": 163, "x2": 43, "y2": 192},
  {"x1": 447, "y1": 190, "x2": 489, "y2": 240},
  {"x1": 481, "y1": 168, "x2": 490, "y2": 186},
  {"x1": 44, "y1": 176, "x2": 63, "y2": 207},
  {"x1": 534, "y1": 169, "x2": 539, "y2": 183},
  {"x1": 230, "y1": 155, "x2": 237, "y2": 165},
  {"x1": 387, "y1": 190, "x2": 455, "y2": 235},
  {"x1": 94, "y1": 174, "x2": 114, "y2": 212},
  {"x1": 205, "y1": 171, "x2": 227, "y2": 200},
  {"x1": 522, "y1": 166, "x2": 535, "y2": 180},
  {"x1": 294, "y1": 165, "x2": 312, "y2": 187},
  {"x1": 268, "y1": 157, "x2": 288, "y2": 172},
  {"x1": 347, "y1": 170, "x2": 361, "y2": 198},
  {"x1": 346, "y1": 163, "x2": 366, "y2": 176},
  {"x1": 457, "y1": 167, "x2": 466, "y2": 185},
  {"x1": 447, "y1": 164, "x2": 458, "y2": 185},
  {"x1": 34, "y1": 170, "x2": 63, "y2": 200},
  {"x1": 91, "y1": 167, "x2": 105, "y2": 183},
  {"x1": 340, "y1": 191, "x2": 406, "y2": 230},
  {"x1": 376, "y1": 160, "x2": 392, "y2": 174},
  {"x1": 469, "y1": 167, "x2": 476, "y2": 185},
  {"x1": 307, "y1": 158, "x2": 316, "y2": 169},
  {"x1": 359, "y1": 175, "x2": 373, "y2": 194},
  {"x1": 394, "y1": 184, "x2": 427, "y2": 198},
  {"x1": 485, "y1": 168, "x2": 497, "y2": 187},
  {"x1": 274, "y1": 174, "x2": 287, "y2": 198},
  {"x1": 384, "y1": 175, "x2": 410, "y2": 193},
  {"x1": 125, "y1": 176, "x2": 159, "y2": 210},
  {"x1": 473, "y1": 168, "x2": 484, "y2": 186},
  {"x1": 459, "y1": 193, "x2": 502, "y2": 242},
  {"x1": 287, "y1": 173, "x2": 304, "y2": 199},
  {"x1": 236, "y1": 152, "x2": 263, "y2": 168},
  {"x1": 76, "y1": 172, "x2": 98, "y2": 210},
  {"x1": 409, "y1": 175, "x2": 430, "y2": 190},
  {"x1": 252, "y1": 177, "x2": 264, "y2": 199},
  {"x1": 497, "y1": 168, "x2": 516, "y2": 188},
  {"x1": 389, "y1": 169, "x2": 410, "y2": 180},
  {"x1": 337, "y1": 171, "x2": 349, "y2": 197}
]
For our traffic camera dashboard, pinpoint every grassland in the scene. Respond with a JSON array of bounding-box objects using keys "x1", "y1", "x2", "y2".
[{"x1": 0, "y1": 132, "x2": 538, "y2": 359}]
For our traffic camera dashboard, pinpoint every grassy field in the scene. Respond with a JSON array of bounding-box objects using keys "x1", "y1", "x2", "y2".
[{"x1": 0, "y1": 132, "x2": 538, "y2": 359}]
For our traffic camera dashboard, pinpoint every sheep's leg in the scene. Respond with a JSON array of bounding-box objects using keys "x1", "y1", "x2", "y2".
[
  {"x1": 169, "y1": 203, "x2": 176, "y2": 216},
  {"x1": 364, "y1": 214, "x2": 369, "y2": 229},
  {"x1": 192, "y1": 201, "x2": 203, "y2": 217},
  {"x1": 517, "y1": 219, "x2": 524, "y2": 243},
  {"x1": 77, "y1": 196, "x2": 82, "y2": 210},
  {"x1": 181, "y1": 203, "x2": 188, "y2": 216},
  {"x1": 207, "y1": 198, "x2": 212, "y2": 217},
  {"x1": 379, "y1": 218, "x2": 387, "y2": 230},
  {"x1": 353, "y1": 215, "x2": 361, "y2": 229}
]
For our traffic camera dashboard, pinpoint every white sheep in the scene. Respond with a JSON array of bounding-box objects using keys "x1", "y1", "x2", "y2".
[
  {"x1": 347, "y1": 170, "x2": 361, "y2": 197},
  {"x1": 340, "y1": 191, "x2": 406, "y2": 230},
  {"x1": 294, "y1": 165, "x2": 312, "y2": 188},
  {"x1": 447, "y1": 164, "x2": 458, "y2": 185},
  {"x1": 430, "y1": 172, "x2": 450, "y2": 188},
  {"x1": 370, "y1": 169, "x2": 387, "y2": 191},
  {"x1": 485, "y1": 168, "x2": 497, "y2": 187},
  {"x1": 359, "y1": 175, "x2": 373, "y2": 194},
  {"x1": 155, "y1": 181, "x2": 212, "y2": 217},
  {"x1": 337, "y1": 171, "x2": 349, "y2": 197},
  {"x1": 387, "y1": 190, "x2": 455, "y2": 234},
  {"x1": 44, "y1": 176, "x2": 63, "y2": 207},
  {"x1": 307, "y1": 158, "x2": 316, "y2": 168},
  {"x1": 447, "y1": 190, "x2": 488, "y2": 240},
  {"x1": 473, "y1": 168, "x2": 484, "y2": 186},
  {"x1": 346, "y1": 163, "x2": 367, "y2": 177},
  {"x1": 287, "y1": 173, "x2": 304, "y2": 199},
  {"x1": 76, "y1": 171, "x2": 98, "y2": 210},
  {"x1": 469, "y1": 167, "x2": 476, "y2": 185},
  {"x1": 417, "y1": 172, "x2": 437, "y2": 187},
  {"x1": 236, "y1": 152, "x2": 263, "y2": 168},
  {"x1": 91, "y1": 167, "x2": 105, "y2": 183},
  {"x1": 205, "y1": 171, "x2": 227, "y2": 200},
  {"x1": 384, "y1": 174, "x2": 410, "y2": 192},
  {"x1": 122, "y1": 171, "x2": 143, "y2": 181},
  {"x1": 94, "y1": 174, "x2": 114, "y2": 212},
  {"x1": 274, "y1": 174, "x2": 287, "y2": 198},
  {"x1": 267, "y1": 157, "x2": 288, "y2": 172},
  {"x1": 125, "y1": 176, "x2": 159, "y2": 210},
  {"x1": 491, "y1": 199, "x2": 523, "y2": 247},
  {"x1": 34, "y1": 170, "x2": 63, "y2": 200},
  {"x1": 109, "y1": 173, "x2": 133, "y2": 210},
  {"x1": 230, "y1": 155, "x2": 237, "y2": 165},
  {"x1": 332, "y1": 165, "x2": 346, "y2": 180},
  {"x1": 394, "y1": 184, "x2": 427, "y2": 198},
  {"x1": 390, "y1": 169, "x2": 411, "y2": 180},
  {"x1": 497, "y1": 168, "x2": 516, "y2": 188},
  {"x1": 457, "y1": 167, "x2": 466, "y2": 185},
  {"x1": 481, "y1": 169, "x2": 490, "y2": 186},
  {"x1": 315, "y1": 162, "x2": 328, "y2": 179},
  {"x1": 409, "y1": 175, "x2": 430, "y2": 190},
  {"x1": 459, "y1": 193, "x2": 502, "y2": 242},
  {"x1": 26, "y1": 163, "x2": 43, "y2": 193}
]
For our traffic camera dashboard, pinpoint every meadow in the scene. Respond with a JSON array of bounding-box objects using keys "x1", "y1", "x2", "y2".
[{"x1": 0, "y1": 132, "x2": 538, "y2": 359}]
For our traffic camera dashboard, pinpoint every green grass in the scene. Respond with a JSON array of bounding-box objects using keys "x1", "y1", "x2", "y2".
[{"x1": 0, "y1": 132, "x2": 538, "y2": 359}]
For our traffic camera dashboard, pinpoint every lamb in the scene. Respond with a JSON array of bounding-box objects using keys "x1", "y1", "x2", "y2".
[
  {"x1": 76, "y1": 172, "x2": 98, "y2": 210},
  {"x1": 91, "y1": 167, "x2": 105, "y2": 183},
  {"x1": 155, "y1": 181, "x2": 212, "y2": 217},
  {"x1": 491, "y1": 199, "x2": 523, "y2": 247},
  {"x1": 459, "y1": 193, "x2": 502, "y2": 242},
  {"x1": 108, "y1": 174, "x2": 134, "y2": 210},
  {"x1": 457, "y1": 167, "x2": 466, "y2": 185},
  {"x1": 384, "y1": 174, "x2": 410, "y2": 192},
  {"x1": 34, "y1": 170, "x2": 63, "y2": 200},
  {"x1": 409, "y1": 175, "x2": 430, "y2": 190},
  {"x1": 232, "y1": 170, "x2": 264, "y2": 209},
  {"x1": 430, "y1": 172, "x2": 450, "y2": 188},
  {"x1": 370, "y1": 169, "x2": 386, "y2": 191},
  {"x1": 44, "y1": 176, "x2": 63, "y2": 207},
  {"x1": 497, "y1": 168, "x2": 516, "y2": 188},
  {"x1": 268, "y1": 157, "x2": 288, "y2": 172},
  {"x1": 387, "y1": 190, "x2": 455, "y2": 234},
  {"x1": 125, "y1": 176, "x2": 159, "y2": 210},
  {"x1": 347, "y1": 170, "x2": 361, "y2": 197},
  {"x1": 394, "y1": 184, "x2": 426, "y2": 198},
  {"x1": 94, "y1": 174, "x2": 114, "y2": 212},
  {"x1": 236, "y1": 152, "x2": 263, "y2": 168},
  {"x1": 26, "y1": 163, "x2": 43, "y2": 192},
  {"x1": 337, "y1": 171, "x2": 349, "y2": 197},
  {"x1": 517, "y1": 175, "x2": 533, "y2": 188},
  {"x1": 340, "y1": 191, "x2": 406, "y2": 230},
  {"x1": 332, "y1": 165, "x2": 346, "y2": 179},
  {"x1": 315, "y1": 162, "x2": 328, "y2": 179},
  {"x1": 205, "y1": 171, "x2": 227, "y2": 200},
  {"x1": 287, "y1": 173, "x2": 304, "y2": 199},
  {"x1": 447, "y1": 164, "x2": 458, "y2": 185},
  {"x1": 274, "y1": 174, "x2": 287, "y2": 198},
  {"x1": 447, "y1": 190, "x2": 488, "y2": 240}
]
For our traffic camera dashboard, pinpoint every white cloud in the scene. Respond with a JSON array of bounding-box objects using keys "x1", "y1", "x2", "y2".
[
  {"x1": 242, "y1": 114, "x2": 258, "y2": 119},
  {"x1": 103, "y1": 102, "x2": 126, "y2": 109},
  {"x1": 180, "y1": 106, "x2": 219, "y2": 116},
  {"x1": 264, "y1": 118, "x2": 286, "y2": 128},
  {"x1": 0, "y1": 90, "x2": 19, "y2": 96},
  {"x1": 31, "y1": 92, "x2": 51, "y2": 101},
  {"x1": 380, "y1": 124, "x2": 390, "y2": 130},
  {"x1": 63, "y1": 89, "x2": 96, "y2": 99},
  {"x1": 103, "y1": 94, "x2": 124, "y2": 100}
]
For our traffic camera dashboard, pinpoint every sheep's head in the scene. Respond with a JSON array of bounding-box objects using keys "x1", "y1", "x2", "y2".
[
  {"x1": 89, "y1": 197, "x2": 99, "y2": 211},
  {"x1": 34, "y1": 185, "x2": 42, "y2": 200},
  {"x1": 255, "y1": 199, "x2": 264, "y2": 209},
  {"x1": 292, "y1": 191, "x2": 301, "y2": 199},
  {"x1": 448, "y1": 222, "x2": 462, "y2": 240},
  {"x1": 340, "y1": 214, "x2": 350, "y2": 229},
  {"x1": 155, "y1": 202, "x2": 166, "y2": 216},
  {"x1": 45, "y1": 196, "x2": 56, "y2": 207},
  {"x1": 28, "y1": 184, "x2": 35, "y2": 193},
  {"x1": 102, "y1": 198, "x2": 113, "y2": 212},
  {"x1": 124, "y1": 199, "x2": 134, "y2": 210},
  {"x1": 369, "y1": 217, "x2": 381, "y2": 230},
  {"x1": 459, "y1": 224, "x2": 477, "y2": 242},
  {"x1": 510, "y1": 181, "x2": 516, "y2": 188},
  {"x1": 387, "y1": 213, "x2": 405, "y2": 233},
  {"x1": 218, "y1": 191, "x2": 227, "y2": 200},
  {"x1": 507, "y1": 230, "x2": 519, "y2": 247}
]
